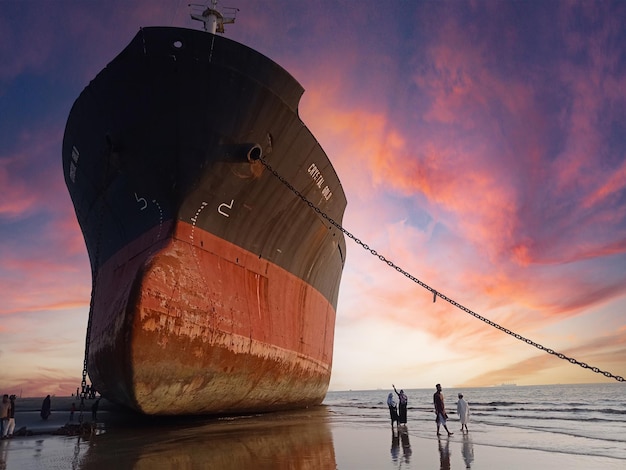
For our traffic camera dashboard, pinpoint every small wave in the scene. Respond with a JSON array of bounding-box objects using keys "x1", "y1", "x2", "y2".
[{"x1": 470, "y1": 412, "x2": 618, "y2": 423}]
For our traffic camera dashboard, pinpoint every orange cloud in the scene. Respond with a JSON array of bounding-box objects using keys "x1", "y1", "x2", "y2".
[
  {"x1": 5, "y1": 372, "x2": 83, "y2": 398},
  {"x1": 0, "y1": 156, "x2": 39, "y2": 218},
  {"x1": 462, "y1": 328, "x2": 626, "y2": 386}
]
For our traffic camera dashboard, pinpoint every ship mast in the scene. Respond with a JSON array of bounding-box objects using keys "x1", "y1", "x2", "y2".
[{"x1": 190, "y1": 1, "x2": 237, "y2": 34}]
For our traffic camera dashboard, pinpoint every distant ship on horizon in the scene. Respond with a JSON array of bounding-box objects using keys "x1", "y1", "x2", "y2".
[{"x1": 62, "y1": 2, "x2": 346, "y2": 415}]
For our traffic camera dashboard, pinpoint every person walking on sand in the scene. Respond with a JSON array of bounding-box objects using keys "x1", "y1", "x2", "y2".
[
  {"x1": 5, "y1": 395, "x2": 16, "y2": 438},
  {"x1": 91, "y1": 398, "x2": 100, "y2": 421},
  {"x1": 70, "y1": 402, "x2": 76, "y2": 422},
  {"x1": 434, "y1": 384, "x2": 453, "y2": 436},
  {"x1": 40, "y1": 395, "x2": 51, "y2": 420},
  {"x1": 387, "y1": 392, "x2": 399, "y2": 428},
  {"x1": 393, "y1": 385, "x2": 408, "y2": 426},
  {"x1": 457, "y1": 393, "x2": 470, "y2": 433}
]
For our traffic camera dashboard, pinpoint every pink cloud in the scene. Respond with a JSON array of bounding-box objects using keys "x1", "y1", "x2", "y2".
[
  {"x1": 0, "y1": 124, "x2": 68, "y2": 214},
  {"x1": 462, "y1": 328, "x2": 626, "y2": 386},
  {"x1": 582, "y1": 147, "x2": 626, "y2": 212},
  {"x1": 0, "y1": 155, "x2": 39, "y2": 218},
  {"x1": 5, "y1": 373, "x2": 82, "y2": 398}
]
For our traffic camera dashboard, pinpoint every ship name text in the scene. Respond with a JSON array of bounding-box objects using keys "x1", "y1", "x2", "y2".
[
  {"x1": 307, "y1": 163, "x2": 332, "y2": 201},
  {"x1": 70, "y1": 146, "x2": 80, "y2": 183}
]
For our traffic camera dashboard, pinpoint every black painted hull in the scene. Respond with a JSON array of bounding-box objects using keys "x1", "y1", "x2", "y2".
[{"x1": 62, "y1": 27, "x2": 346, "y2": 415}]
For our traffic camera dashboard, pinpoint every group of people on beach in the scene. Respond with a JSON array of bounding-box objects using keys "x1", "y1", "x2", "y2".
[
  {"x1": 1, "y1": 394, "x2": 16, "y2": 439},
  {"x1": 0, "y1": 390, "x2": 105, "y2": 441},
  {"x1": 387, "y1": 385, "x2": 409, "y2": 426},
  {"x1": 387, "y1": 384, "x2": 470, "y2": 435}
]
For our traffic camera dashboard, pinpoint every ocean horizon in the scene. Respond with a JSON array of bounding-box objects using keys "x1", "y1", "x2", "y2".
[
  {"x1": 324, "y1": 382, "x2": 626, "y2": 463},
  {"x1": 1, "y1": 382, "x2": 624, "y2": 469}
]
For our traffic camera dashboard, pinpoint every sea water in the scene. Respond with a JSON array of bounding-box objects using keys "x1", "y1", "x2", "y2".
[
  {"x1": 1, "y1": 383, "x2": 624, "y2": 469},
  {"x1": 323, "y1": 382, "x2": 626, "y2": 461}
]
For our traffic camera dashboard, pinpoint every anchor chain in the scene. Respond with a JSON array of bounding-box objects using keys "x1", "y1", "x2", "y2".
[
  {"x1": 259, "y1": 157, "x2": 624, "y2": 383},
  {"x1": 78, "y1": 260, "x2": 97, "y2": 422},
  {"x1": 76, "y1": 142, "x2": 111, "y2": 422},
  {"x1": 78, "y1": 199, "x2": 103, "y2": 422}
]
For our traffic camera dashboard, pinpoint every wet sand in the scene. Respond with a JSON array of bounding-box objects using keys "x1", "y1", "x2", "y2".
[{"x1": 1, "y1": 396, "x2": 623, "y2": 469}]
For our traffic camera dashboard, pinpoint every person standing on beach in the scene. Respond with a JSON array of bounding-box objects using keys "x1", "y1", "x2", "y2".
[
  {"x1": 40, "y1": 395, "x2": 51, "y2": 420},
  {"x1": 434, "y1": 384, "x2": 453, "y2": 436},
  {"x1": 70, "y1": 402, "x2": 76, "y2": 422},
  {"x1": 393, "y1": 385, "x2": 408, "y2": 426},
  {"x1": 456, "y1": 393, "x2": 469, "y2": 433},
  {"x1": 5, "y1": 395, "x2": 16, "y2": 438},
  {"x1": 92, "y1": 398, "x2": 100, "y2": 421},
  {"x1": 387, "y1": 392, "x2": 399, "y2": 428},
  {"x1": 0, "y1": 394, "x2": 9, "y2": 438}
]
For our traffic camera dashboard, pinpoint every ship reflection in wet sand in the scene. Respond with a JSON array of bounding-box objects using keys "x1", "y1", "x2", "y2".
[{"x1": 78, "y1": 408, "x2": 337, "y2": 469}]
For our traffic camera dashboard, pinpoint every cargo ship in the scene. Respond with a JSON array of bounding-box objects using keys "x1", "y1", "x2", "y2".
[{"x1": 61, "y1": 3, "x2": 346, "y2": 415}]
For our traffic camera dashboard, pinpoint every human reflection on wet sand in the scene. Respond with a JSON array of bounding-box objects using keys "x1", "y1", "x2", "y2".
[
  {"x1": 0, "y1": 438, "x2": 8, "y2": 470},
  {"x1": 390, "y1": 428, "x2": 400, "y2": 462},
  {"x1": 400, "y1": 427, "x2": 412, "y2": 464},
  {"x1": 438, "y1": 435, "x2": 451, "y2": 470},
  {"x1": 77, "y1": 407, "x2": 336, "y2": 469},
  {"x1": 461, "y1": 432, "x2": 475, "y2": 468},
  {"x1": 390, "y1": 427, "x2": 412, "y2": 465}
]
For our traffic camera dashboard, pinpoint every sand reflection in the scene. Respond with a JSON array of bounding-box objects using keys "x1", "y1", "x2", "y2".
[
  {"x1": 390, "y1": 428, "x2": 400, "y2": 462},
  {"x1": 390, "y1": 427, "x2": 412, "y2": 465},
  {"x1": 78, "y1": 407, "x2": 336, "y2": 469},
  {"x1": 400, "y1": 427, "x2": 412, "y2": 464},
  {"x1": 438, "y1": 435, "x2": 451, "y2": 469},
  {"x1": 461, "y1": 433, "x2": 475, "y2": 468}
]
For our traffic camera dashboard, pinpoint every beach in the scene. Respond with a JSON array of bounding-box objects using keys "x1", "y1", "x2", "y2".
[{"x1": 1, "y1": 385, "x2": 625, "y2": 469}]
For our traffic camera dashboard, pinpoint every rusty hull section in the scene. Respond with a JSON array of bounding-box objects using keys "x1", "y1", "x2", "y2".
[{"x1": 90, "y1": 221, "x2": 336, "y2": 415}]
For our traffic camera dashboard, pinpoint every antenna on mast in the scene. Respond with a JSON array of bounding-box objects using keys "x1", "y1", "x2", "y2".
[{"x1": 190, "y1": 1, "x2": 238, "y2": 34}]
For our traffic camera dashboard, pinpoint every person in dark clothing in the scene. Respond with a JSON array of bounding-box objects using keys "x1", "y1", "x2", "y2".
[
  {"x1": 1, "y1": 394, "x2": 9, "y2": 437},
  {"x1": 40, "y1": 395, "x2": 51, "y2": 420},
  {"x1": 393, "y1": 384, "x2": 408, "y2": 425},
  {"x1": 387, "y1": 392, "x2": 399, "y2": 427},
  {"x1": 91, "y1": 398, "x2": 100, "y2": 421},
  {"x1": 5, "y1": 395, "x2": 16, "y2": 437}
]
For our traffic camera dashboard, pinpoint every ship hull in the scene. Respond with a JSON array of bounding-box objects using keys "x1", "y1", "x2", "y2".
[{"x1": 62, "y1": 27, "x2": 346, "y2": 415}]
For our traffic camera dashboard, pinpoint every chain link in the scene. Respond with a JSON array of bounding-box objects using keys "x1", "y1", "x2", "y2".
[
  {"x1": 76, "y1": 148, "x2": 110, "y2": 423},
  {"x1": 259, "y1": 157, "x2": 624, "y2": 382},
  {"x1": 78, "y1": 217, "x2": 100, "y2": 423}
]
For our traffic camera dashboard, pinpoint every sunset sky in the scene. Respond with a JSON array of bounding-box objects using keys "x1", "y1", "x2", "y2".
[{"x1": 1, "y1": 1, "x2": 625, "y2": 397}]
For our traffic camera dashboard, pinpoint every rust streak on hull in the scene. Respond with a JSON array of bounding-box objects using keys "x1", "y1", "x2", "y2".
[{"x1": 90, "y1": 222, "x2": 336, "y2": 415}]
